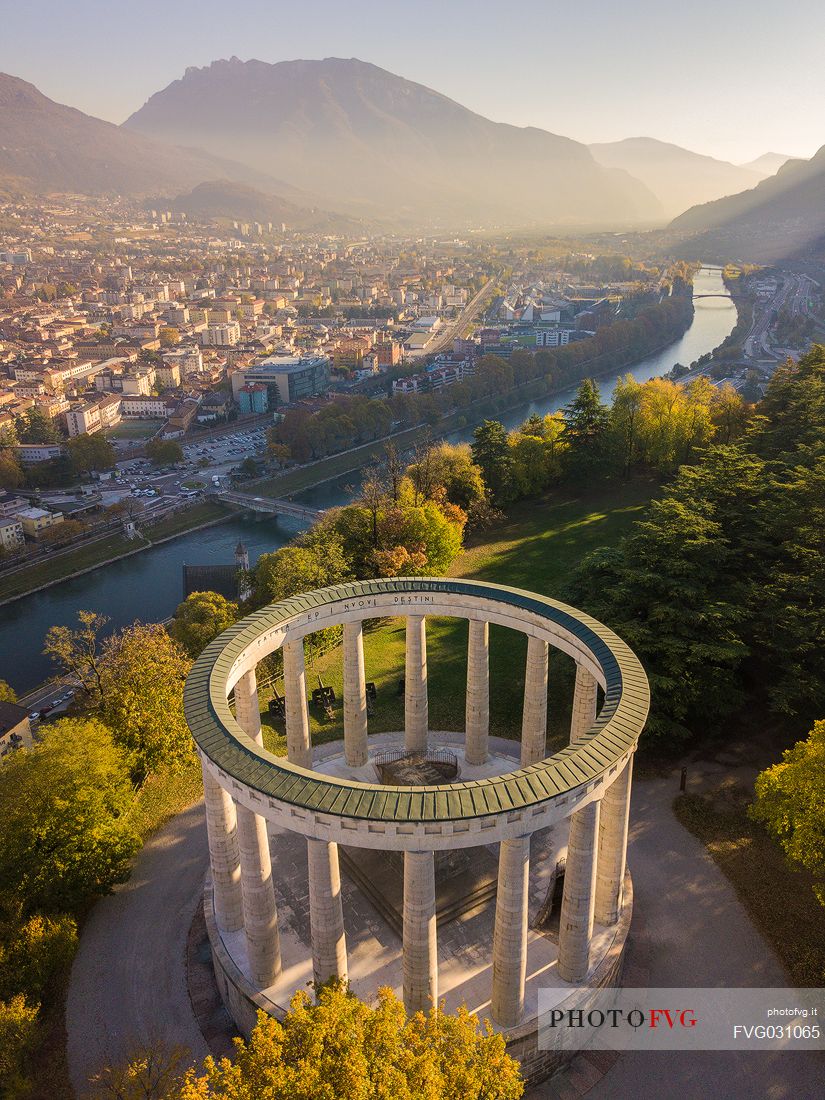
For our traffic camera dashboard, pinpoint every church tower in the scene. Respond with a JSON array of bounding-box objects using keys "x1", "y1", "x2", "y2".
[{"x1": 234, "y1": 541, "x2": 250, "y2": 572}]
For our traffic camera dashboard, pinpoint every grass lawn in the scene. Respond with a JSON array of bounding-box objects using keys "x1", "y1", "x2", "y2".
[
  {"x1": 674, "y1": 793, "x2": 825, "y2": 987},
  {"x1": 129, "y1": 757, "x2": 205, "y2": 840},
  {"x1": 106, "y1": 420, "x2": 163, "y2": 440},
  {"x1": 145, "y1": 501, "x2": 228, "y2": 541},
  {"x1": 260, "y1": 478, "x2": 656, "y2": 754}
]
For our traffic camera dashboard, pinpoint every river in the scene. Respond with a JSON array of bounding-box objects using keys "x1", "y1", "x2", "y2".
[{"x1": 3, "y1": 266, "x2": 735, "y2": 694}]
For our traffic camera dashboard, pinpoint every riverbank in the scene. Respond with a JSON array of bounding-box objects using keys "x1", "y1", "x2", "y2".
[
  {"x1": 249, "y1": 329, "x2": 697, "y2": 501},
  {"x1": 0, "y1": 326, "x2": 694, "y2": 607},
  {"x1": 0, "y1": 502, "x2": 231, "y2": 605},
  {"x1": 1, "y1": 267, "x2": 736, "y2": 691}
]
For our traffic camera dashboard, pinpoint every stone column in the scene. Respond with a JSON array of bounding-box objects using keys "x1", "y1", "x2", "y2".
[
  {"x1": 202, "y1": 765, "x2": 244, "y2": 933},
  {"x1": 234, "y1": 668, "x2": 262, "y2": 746},
  {"x1": 235, "y1": 801, "x2": 281, "y2": 987},
  {"x1": 570, "y1": 664, "x2": 598, "y2": 745},
  {"x1": 404, "y1": 616, "x2": 428, "y2": 754},
  {"x1": 283, "y1": 638, "x2": 311, "y2": 769},
  {"x1": 465, "y1": 619, "x2": 489, "y2": 766},
  {"x1": 343, "y1": 622, "x2": 368, "y2": 767},
  {"x1": 558, "y1": 800, "x2": 600, "y2": 983},
  {"x1": 491, "y1": 835, "x2": 530, "y2": 1027},
  {"x1": 595, "y1": 757, "x2": 633, "y2": 925},
  {"x1": 521, "y1": 637, "x2": 549, "y2": 766},
  {"x1": 402, "y1": 850, "x2": 437, "y2": 1013},
  {"x1": 307, "y1": 838, "x2": 348, "y2": 986}
]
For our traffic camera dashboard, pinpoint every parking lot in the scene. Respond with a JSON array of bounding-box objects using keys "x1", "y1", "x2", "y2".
[{"x1": 113, "y1": 425, "x2": 270, "y2": 501}]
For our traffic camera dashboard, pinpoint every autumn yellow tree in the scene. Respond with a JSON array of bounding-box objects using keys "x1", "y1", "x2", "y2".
[
  {"x1": 0, "y1": 995, "x2": 39, "y2": 1098},
  {"x1": 98, "y1": 623, "x2": 192, "y2": 780},
  {"x1": 167, "y1": 983, "x2": 523, "y2": 1100},
  {"x1": 45, "y1": 614, "x2": 193, "y2": 780},
  {"x1": 750, "y1": 719, "x2": 825, "y2": 906},
  {"x1": 169, "y1": 592, "x2": 238, "y2": 659}
]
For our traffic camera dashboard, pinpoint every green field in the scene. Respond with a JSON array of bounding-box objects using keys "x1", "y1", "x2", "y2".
[
  {"x1": 106, "y1": 419, "x2": 163, "y2": 440},
  {"x1": 260, "y1": 479, "x2": 655, "y2": 753},
  {"x1": 144, "y1": 501, "x2": 228, "y2": 541}
]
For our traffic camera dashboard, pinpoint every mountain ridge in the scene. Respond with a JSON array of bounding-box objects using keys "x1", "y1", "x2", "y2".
[
  {"x1": 124, "y1": 56, "x2": 662, "y2": 228},
  {"x1": 666, "y1": 144, "x2": 825, "y2": 261},
  {"x1": 0, "y1": 71, "x2": 321, "y2": 211},
  {"x1": 739, "y1": 151, "x2": 794, "y2": 178},
  {"x1": 589, "y1": 136, "x2": 763, "y2": 219}
]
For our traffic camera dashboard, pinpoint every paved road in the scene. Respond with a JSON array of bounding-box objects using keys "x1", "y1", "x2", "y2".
[
  {"x1": 66, "y1": 776, "x2": 822, "y2": 1099},
  {"x1": 66, "y1": 801, "x2": 211, "y2": 1098},
  {"x1": 553, "y1": 775, "x2": 824, "y2": 1099},
  {"x1": 424, "y1": 272, "x2": 501, "y2": 357}
]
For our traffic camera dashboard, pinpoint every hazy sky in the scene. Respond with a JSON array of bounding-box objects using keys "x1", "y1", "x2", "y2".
[{"x1": 1, "y1": 0, "x2": 823, "y2": 163}]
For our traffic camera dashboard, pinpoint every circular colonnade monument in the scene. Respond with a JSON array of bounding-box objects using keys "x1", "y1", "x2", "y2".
[{"x1": 184, "y1": 577, "x2": 649, "y2": 1082}]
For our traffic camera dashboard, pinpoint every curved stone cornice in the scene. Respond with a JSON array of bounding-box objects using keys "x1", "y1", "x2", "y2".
[{"x1": 185, "y1": 578, "x2": 649, "y2": 838}]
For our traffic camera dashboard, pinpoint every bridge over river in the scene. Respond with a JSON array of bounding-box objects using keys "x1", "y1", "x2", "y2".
[{"x1": 216, "y1": 490, "x2": 323, "y2": 523}]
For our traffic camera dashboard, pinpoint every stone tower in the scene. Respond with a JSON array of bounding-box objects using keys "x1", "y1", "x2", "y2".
[{"x1": 234, "y1": 541, "x2": 250, "y2": 572}]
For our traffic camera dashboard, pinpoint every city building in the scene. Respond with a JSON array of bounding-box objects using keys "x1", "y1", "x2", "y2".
[
  {"x1": 201, "y1": 321, "x2": 242, "y2": 347},
  {"x1": 231, "y1": 355, "x2": 329, "y2": 406},
  {"x1": 15, "y1": 443, "x2": 65, "y2": 464},
  {"x1": 17, "y1": 507, "x2": 64, "y2": 538},
  {"x1": 0, "y1": 516, "x2": 24, "y2": 552},
  {"x1": 120, "y1": 395, "x2": 172, "y2": 419},
  {"x1": 197, "y1": 392, "x2": 233, "y2": 422},
  {"x1": 65, "y1": 394, "x2": 122, "y2": 436},
  {"x1": 0, "y1": 248, "x2": 32, "y2": 265},
  {"x1": 165, "y1": 397, "x2": 200, "y2": 436},
  {"x1": 162, "y1": 346, "x2": 204, "y2": 374},
  {"x1": 535, "y1": 328, "x2": 571, "y2": 347},
  {"x1": 154, "y1": 361, "x2": 181, "y2": 389},
  {"x1": 238, "y1": 383, "x2": 268, "y2": 415},
  {"x1": 0, "y1": 492, "x2": 27, "y2": 517}
]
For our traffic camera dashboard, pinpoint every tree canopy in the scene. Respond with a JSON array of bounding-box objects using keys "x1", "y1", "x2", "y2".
[
  {"x1": 750, "y1": 720, "x2": 825, "y2": 907},
  {"x1": 98, "y1": 623, "x2": 192, "y2": 780},
  {"x1": 569, "y1": 345, "x2": 825, "y2": 742},
  {"x1": 146, "y1": 438, "x2": 184, "y2": 465},
  {"x1": 0, "y1": 717, "x2": 139, "y2": 915},
  {"x1": 45, "y1": 613, "x2": 193, "y2": 781},
  {"x1": 169, "y1": 591, "x2": 239, "y2": 659},
  {"x1": 67, "y1": 432, "x2": 116, "y2": 475},
  {"x1": 167, "y1": 984, "x2": 523, "y2": 1100}
]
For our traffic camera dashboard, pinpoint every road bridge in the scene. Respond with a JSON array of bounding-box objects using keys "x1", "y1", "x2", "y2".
[
  {"x1": 692, "y1": 293, "x2": 732, "y2": 300},
  {"x1": 216, "y1": 491, "x2": 322, "y2": 523}
]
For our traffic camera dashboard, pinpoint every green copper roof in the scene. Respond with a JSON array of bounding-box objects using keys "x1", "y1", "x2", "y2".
[{"x1": 184, "y1": 578, "x2": 649, "y2": 823}]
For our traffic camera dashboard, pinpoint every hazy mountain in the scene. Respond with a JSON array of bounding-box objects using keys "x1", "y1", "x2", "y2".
[
  {"x1": 589, "y1": 137, "x2": 761, "y2": 219},
  {"x1": 739, "y1": 152, "x2": 793, "y2": 178},
  {"x1": 124, "y1": 56, "x2": 660, "y2": 228},
  {"x1": 667, "y1": 146, "x2": 825, "y2": 261},
  {"x1": 167, "y1": 179, "x2": 359, "y2": 231},
  {"x1": 0, "y1": 72, "x2": 306, "y2": 201}
]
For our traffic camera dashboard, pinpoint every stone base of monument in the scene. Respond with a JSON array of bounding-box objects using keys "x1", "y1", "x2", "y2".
[
  {"x1": 339, "y1": 844, "x2": 499, "y2": 936},
  {"x1": 203, "y1": 733, "x2": 633, "y2": 1088}
]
